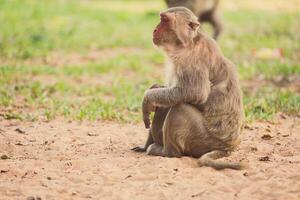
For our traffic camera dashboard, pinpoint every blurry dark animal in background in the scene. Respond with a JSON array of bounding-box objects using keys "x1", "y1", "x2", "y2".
[
  {"x1": 165, "y1": 0, "x2": 223, "y2": 40},
  {"x1": 132, "y1": 7, "x2": 245, "y2": 170}
]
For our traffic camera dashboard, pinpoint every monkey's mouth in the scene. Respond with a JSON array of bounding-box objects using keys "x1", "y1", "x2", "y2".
[
  {"x1": 153, "y1": 36, "x2": 158, "y2": 44},
  {"x1": 152, "y1": 36, "x2": 161, "y2": 45},
  {"x1": 152, "y1": 27, "x2": 160, "y2": 45}
]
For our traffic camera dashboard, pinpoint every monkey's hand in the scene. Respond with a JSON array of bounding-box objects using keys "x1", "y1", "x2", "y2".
[{"x1": 142, "y1": 91, "x2": 156, "y2": 129}]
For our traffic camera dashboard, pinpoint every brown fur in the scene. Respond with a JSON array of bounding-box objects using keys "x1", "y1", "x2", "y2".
[
  {"x1": 165, "y1": 0, "x2": 223, "y2": 40},
  {"x1": 132, "y1": 7, "x2": 245, "y2": 170}
]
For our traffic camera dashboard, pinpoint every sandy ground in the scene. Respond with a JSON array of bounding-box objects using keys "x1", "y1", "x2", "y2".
[{"x1": 0, "y1": 114, "x2": 299, "y2": 200}]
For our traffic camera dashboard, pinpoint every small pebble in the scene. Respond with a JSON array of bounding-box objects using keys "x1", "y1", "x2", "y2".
[
  {"x1": 261, "y1": 134, "x2": 272, "y2": 140},
  {"x1": 0, "y1": 155, "x2": 8, "y2": 159},
  {"x1": 250, "y1": 147, "x2": 258, "y2": 152},
  {"x1": 244, "y1": 124, "x2": 254, "y2": 130},
  {"x1": 15, "y1": 128, "x2": 25, "y2": 134},
  {"x1": 259, "y1": 156, "x2": 270, "y2": 161}
]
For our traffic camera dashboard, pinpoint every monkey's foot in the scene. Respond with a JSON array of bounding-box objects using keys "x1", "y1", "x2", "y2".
[
  {"x1": 146, "y1": 143, "x2": 164, "y2": 156},
  {"x1": 131, "y1": 146, "x2": 146, "y2": 152}
]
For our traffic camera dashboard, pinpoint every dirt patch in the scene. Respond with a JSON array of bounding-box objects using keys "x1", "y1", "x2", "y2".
[
  {"x1": 0, "y1": 114, "x2": 299, "y2": 199},
  {"x1": 40, "y1": 47, "x2": 143, "y2": 67},
  {"x1": 242, "y1": 74, "x2": 300, "y2": 94},
  {"x1": 1, "y1": 47, "x2": 144, "y2": 67},
  {"x1": 272, "y1": 75, "x2": 300, "y2": 93},
  {"x1": 30, "y1": 73, "x2": 115, "y2": 89}
]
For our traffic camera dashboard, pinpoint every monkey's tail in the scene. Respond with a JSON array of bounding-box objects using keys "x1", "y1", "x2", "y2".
[{"x1": 198, "y1": 150, "x2": 247, "y2": 170}]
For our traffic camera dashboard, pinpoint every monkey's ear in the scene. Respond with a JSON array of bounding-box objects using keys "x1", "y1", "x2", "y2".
[{"x1": 188, "y1": 21, "x2": 200, "y2": 30}]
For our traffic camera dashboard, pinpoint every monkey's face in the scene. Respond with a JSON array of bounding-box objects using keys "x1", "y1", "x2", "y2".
[
  {"x1": 153, "y1": 12, "x2": 179, "y2": 47},
  {"x1": 153, "y1": 9, "x2": 200, "y2": 49}
]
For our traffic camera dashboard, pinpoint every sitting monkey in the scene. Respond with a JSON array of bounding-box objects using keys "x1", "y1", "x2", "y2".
[
  {"x1": 132, "y1": 7, "x2": 245, "y2": 170},
  {"x1": 165, "y1": 0, "x2": 223, "y2": 40}
]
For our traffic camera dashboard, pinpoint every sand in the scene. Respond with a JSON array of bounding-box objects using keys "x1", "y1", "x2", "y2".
[{"x1": 0, "y1": 114, "x2": 299, "y2": 200}]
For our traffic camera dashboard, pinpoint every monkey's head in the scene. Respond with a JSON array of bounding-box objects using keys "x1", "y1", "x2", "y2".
[{"x1": 153, "y1": 7, "x2": 200, "y2": 49}]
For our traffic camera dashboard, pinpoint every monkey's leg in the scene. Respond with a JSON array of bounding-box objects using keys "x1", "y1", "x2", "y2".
[
  {"x1": 210, "y1": 13, "x2": 223, "y2": 40},
  {"x1": 151, "y1": 107, "x2": 170, "y2": 145},
  {"x1": 148, "y1": 104, "x2": 204, "y2": 158},
  {"x1": 131, "y1": 107, "x2": 170, "y2": 152},
  {"x1": 199, "y1": 10, "x2": 223, "y2": 40}
]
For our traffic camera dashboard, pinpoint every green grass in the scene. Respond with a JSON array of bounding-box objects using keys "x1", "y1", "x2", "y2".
[
  {"x1": 0, "y1": 0, "x2": 299, "y2": 122},
  {"x1": 244, "y1": 88, "x2": 300, "y2": 121}
]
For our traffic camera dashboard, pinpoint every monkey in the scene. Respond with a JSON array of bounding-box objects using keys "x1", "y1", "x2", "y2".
[
  {"x1": 131, "y1": 7, "x2": 245, "y2": 170},
  {"x1": 164, "y1": 0, "x2": 223, "y2": 40}
]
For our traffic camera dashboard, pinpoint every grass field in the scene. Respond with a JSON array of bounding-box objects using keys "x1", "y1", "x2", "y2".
[{"x1": 0, "y1": 0, "x2": 299, "y2": 122}]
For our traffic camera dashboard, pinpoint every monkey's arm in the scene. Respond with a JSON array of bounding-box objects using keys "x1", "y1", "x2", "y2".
[
  {"x1": 144, "y1": 85, "x2": 210, "y2": 107},
  {"x1": 142, "y1": 87, "x2": 181, "y2": 128},
  {"x1": 142, "y1": 67, "x2": 211, "y2": 128},
  {"x1": 144, "y1": 87, "x2": 184, "y2": 106},
  {"x1": 142, "y1": 85, "x2": 210, "y2": 128},
  {"x1": 145, "y1": 66, "x2": 211, "y2": 106}
]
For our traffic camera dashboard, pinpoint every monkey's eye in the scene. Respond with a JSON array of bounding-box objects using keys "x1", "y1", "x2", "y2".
[{"x1": 188, "y1": 21, "x2": 200, "y2": 30}]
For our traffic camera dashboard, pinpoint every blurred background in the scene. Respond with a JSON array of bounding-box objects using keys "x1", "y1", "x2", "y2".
[{"x1": 0, "y1": 0, "x2": 299, "y2": 122}]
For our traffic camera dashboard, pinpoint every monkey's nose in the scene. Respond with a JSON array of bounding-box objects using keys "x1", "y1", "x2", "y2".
[{"x1": 154, "y1": 29, "x2": 157, "y2": 33}]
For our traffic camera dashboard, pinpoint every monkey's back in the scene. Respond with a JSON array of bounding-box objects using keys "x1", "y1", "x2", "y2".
[
  {"x1": 202, "y1": 60, "x2": 244, "y2": 150},
  {"x1": 188, "y1": 36, "x2": 244, "y2": 149}
]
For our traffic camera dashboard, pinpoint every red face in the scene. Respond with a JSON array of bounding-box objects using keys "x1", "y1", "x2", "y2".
[{"x1": 153, "y1": 13, "x2": 174, "y2": 46}]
